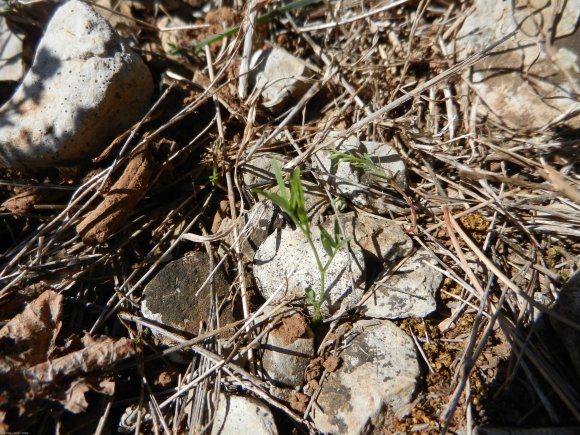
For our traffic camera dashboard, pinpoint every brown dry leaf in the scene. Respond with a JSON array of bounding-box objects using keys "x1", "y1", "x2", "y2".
[
  {"x1": 289, "y1": 391, "x2": 309, "y2": 414},
  {"x1": 211, "y1": 199, "x2": 230, "y2": 234},
  {"x1": 322, "y1": 355, "x2": 341, "y2": 373},
  {"x1": 0, "y1": 411, "x2": 8, "y2": 433},
  {"x1": 1, "y1": 188, "x2": 39, "y2": 214},
  {"x1": 60, "y1": 378, "x2": 115, "y2": 414},
  {"x1": 0, "y1": 282, "x2": 53, "y2": 323},
  {"x1": 540, "y1": 161, "x2": 580, "y2": 204},
  {"x1": 0, "y1": 290, "x2": 63, "y2": 366},
  {"x1": 26, "y1": 336, "x2": 137, "y2": 386},
  {"x1": 76, "y1": 148, "x2": 152, "y2": 245}
]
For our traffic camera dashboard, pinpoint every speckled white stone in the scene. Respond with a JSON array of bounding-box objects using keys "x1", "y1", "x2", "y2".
[
  {"x1": 253, "y1": 226, "x2": 366, "y2": 317},
  {"x1": 312, "y1": 320, "x2": 419, "y2": 433},
  {"x1": 0, "y1": 0, "x2": 152, "y2": 170}
]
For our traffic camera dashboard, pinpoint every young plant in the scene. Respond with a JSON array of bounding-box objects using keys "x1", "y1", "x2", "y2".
[
  {"x1": 193, "y1": 0, "x2": 323, "y2": 51},
  {"x1": 253, "y1": 161, "x2": 350, "y2": 324},
  {"x1": 329, "y1": 149, "x2": 418, "y2": 232}
]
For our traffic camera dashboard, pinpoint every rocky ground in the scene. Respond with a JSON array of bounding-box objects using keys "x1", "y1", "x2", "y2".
[{"x1": 0, "y1": 0, "x2": 579, "y2": 433}]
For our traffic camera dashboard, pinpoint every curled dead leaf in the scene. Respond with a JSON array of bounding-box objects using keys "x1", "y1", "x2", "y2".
[
  {"x1": 25, "y1": 336, "x2": 137, "y2": 387},
  {"x1": 60, "y1": 378, "x2": 115, "y2": 414},
  {"x1": 0, "y1": 290, "x2": 63, "y2": 366},
  {"x1": 76, "y1": 148, "x2": 152, "y2": 245},
  {"x1": 1, "y1": 188, "x2": 39, "y2": 214}
]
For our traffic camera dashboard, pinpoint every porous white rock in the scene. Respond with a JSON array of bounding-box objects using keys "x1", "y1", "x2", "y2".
[
  {"x1": 325, "y1": 212, "x2": 414, "y2": 263},
  {"x1": 211, "y1": 394, "x2": 278, "y2": 435},
  {"x1": 455, "y1": 0, "x2": 580, "y2": 130},
  {"x1": 0, "y1": 0, "x2": 153, "y2": 170},
  {"x1": 362, "y1": 249, "x2": 443, "y2": 319},
  {"x1": 250, "y1": 47, "x2": 311, "y2": 114},
  {"x1": 253, "y1": 226, "x2": 366, "y2": 317},
  {"x1": 311, "y1": 320, "x2": 419, "y2": 433},
  {"x1": 314, "y1": 134, "x2": 408, "y2": 214}
]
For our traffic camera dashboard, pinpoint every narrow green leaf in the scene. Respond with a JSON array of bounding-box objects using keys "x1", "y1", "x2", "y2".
[
  {"x1": 333, "y1": 220, "x2": 341, "y2": 244},
  {"x1": 290, "y1": 168, "x2": 309, "y2": 228},
  {"x1": 305, "y1": 287, "x2": 316, "y2": 305},
  {"x1": 335, "y1": 236, "x2": 352, "y2": 251},
  {"x1": 253, "y1": 188, "x2": 293, "y2": 219},
  {"x1": 271, "y1": 160, "x2": 288, "y2": 202},
  {"x1": 320, "y1": 226, "x2": 334, "y2": 257}
]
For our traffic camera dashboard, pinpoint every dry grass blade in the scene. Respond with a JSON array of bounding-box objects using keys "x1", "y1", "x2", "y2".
[{"x1": 1, "y1": 0, "x2": 579, "y2": 432}]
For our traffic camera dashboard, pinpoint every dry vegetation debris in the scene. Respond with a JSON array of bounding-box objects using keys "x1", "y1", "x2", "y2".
[{"x1": 0, "y1": 0, "x2": 578, "y2": 433}]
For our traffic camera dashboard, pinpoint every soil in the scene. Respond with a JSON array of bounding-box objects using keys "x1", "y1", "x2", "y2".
[{"x1": 0, "y1": 0, "x2": 578, "y2": 434}]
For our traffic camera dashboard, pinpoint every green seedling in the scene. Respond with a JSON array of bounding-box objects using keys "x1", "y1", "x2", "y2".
[
  {"x1": 330, "y1": 149, "x2": 418, "y2": 232},
  {"x1": 209, "y1": 138, "x2": 223, "y2": 187},
  {"x1": 253, "y1": 161, "x2": 350, "y2": 325},
  {"x1": 193, "y1": 0, "x2": 322, "y2": 51}
]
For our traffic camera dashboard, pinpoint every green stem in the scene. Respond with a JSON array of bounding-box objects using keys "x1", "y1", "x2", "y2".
[
  {"x1": 193, "y1": 0, "x2": 323, "y2": 50},
  {"x1": 305, "y1": 234, "x2": 325, "y2": 324}
]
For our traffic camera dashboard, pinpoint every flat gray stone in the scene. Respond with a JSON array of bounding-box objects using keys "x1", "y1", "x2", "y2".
[
  {"x1": 314, "y1": 134, "x2": 408, "y2": 215},
  {"x1": 0, "y1": 0, "x2": 153, "y2": 170},
  {"x1": 455, "y1": 0, "x2": 580, "y2": 130},
  {"x1": 221, "y1": 201, "x2": 284, "y2": 261},
  {"x1": 362, "y1": 249, "x2": 442, "y2": 319},
  {"x1": 253, "y1": 226, "x2": 366, "y2": 317},
  {"x1": 241, "y1": 153, "x2": 288, "y2": 188},
  {"x1": 211, "y1": 394, "x2": 278, "y2": 435},
  {"x1": 311, "y1": 320, "x2": 419, "y2": 433},
  {"x1": 250, "y1": 47, "x2": 311, "y2": 114},
  {"x1": 141, "y1": 253, "x2": 234, "y2": 341},
  {"x1": 262, "y1": 313, "x2": 314, "y2": 390},
  {"x1": 326, "y1": 212, "x2": 414, "y2": 263}
]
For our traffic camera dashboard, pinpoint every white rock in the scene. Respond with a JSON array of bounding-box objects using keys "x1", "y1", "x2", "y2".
[
  {"x1": 221, "y1": 201, "x2": 285, "y2": 261},
  {"x1": 242, "y1": 153, "x2": 288, "y2": 188},
  {"x1": 312, "y1": 320, "x2": 419, "y2": 433},
  {"x1": 362, "y1": 249, "x2": 443, "y2": 319},
  {"x1": 250, "y1": 47, "x2": 311, "y2": 114},
  {"x1": 262, "y1": 313, "x2": 314, "y2": 389},
  {"x1": 253, "y1": 226, "x2": 366, "y2": 317},
  {"x1": 211, "y1": 394, "x2": 278, "y2": 435},
  {"x1": 326, "y1": 212, "x2": 414, "y2": 263},
  {"x1": 313, "y1": 134, "x2": 408, "y2": 214},
  {"x1": 0, "y1": 16, "x2": 24, "y2": 82},
  {"x1": 455, "y1": 0, "x2": 580, "y2": 130},
  {"x1": 0, "y1": 0, "x2": 153, "y2": 170}
]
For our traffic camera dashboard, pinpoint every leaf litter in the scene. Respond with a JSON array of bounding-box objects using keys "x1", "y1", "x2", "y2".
[{"x1": 0, "y1": 0, "x2": 578, "y2": 433}]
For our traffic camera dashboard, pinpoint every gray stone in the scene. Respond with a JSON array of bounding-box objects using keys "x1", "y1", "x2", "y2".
[
  {"x1": 242, "y1": 153, "x2": 288, "y2": 188},
  {"x1": 311, "y1": 320, "x2": 419, "y2": 433},
  {"x1": 141, "y1": 253, "x2": 234, "y2": 342},
  {"x1": 362, "y1": 249, "x2": 443, "y2": 319},
  {"x1": 455, "y1": 0, "x2": 580, "y2": 130},
  {"x1": 211, "y1": 393, "x2": 278, "y2": 435},
  {"x1": 0, "y1": 0, "x2": 153, "y2": 170},
  {"x1": 313, "y1": 134, "x2": 408, "y2": 214},
  {"x1": 325, "y1": 212, "x2": 414, "y2": 263},
  {"x1": 250, "y1": 47, "x2": 311, "y2": 114},
  {"x1": 262, "y1": 313, "x2": 314, "y2": 390},
  {"x1": 253, "y1": 226, "x2": 366, "y2": 317},
  {"x1": 221, "y1": 201, "x2": 285, "y2": 261},
  {"x1": 0, "y1": 16, "x2": 24, "y2": 82},
  {"x1": 550, "y1": 270, "x2": 580, "y2": 379}
]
